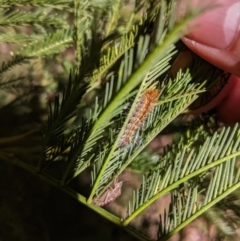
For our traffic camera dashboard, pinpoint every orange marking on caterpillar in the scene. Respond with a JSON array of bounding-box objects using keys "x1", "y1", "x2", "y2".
[{"x1": 119, "y1": 88, "x2": 159, "y2": 147}]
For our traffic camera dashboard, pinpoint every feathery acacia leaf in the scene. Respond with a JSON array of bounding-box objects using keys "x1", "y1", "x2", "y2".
[
  {"x1": 105, "y1": 0, "x2": 122, "y2": 36},
  {"x1": 18, "y1": 29, "x2": 73, "y2": 57},
  {"x1": 0, "y1": 0, "x2": 73, "y2": 9},
  {"x1": 87, "y1": 1, "x2": 217, "y2": 205},
  {"x1": 122, "y1": 124, "x2": 240, "y2": 226},
  {"x1": 94, "y1": 70, "x2": 201, "y2": 200},
  {"x1": 158, "y1": 156, "x2": 240, "y2": 240},
  {"x1": 0, "y1": 33, "x2": 36, "y2": 44},
  {"x1": 89, "y1": 32, "x2": 136, "y2": 88},
  {"x1": 0, "y1": 55, "x2": 31, "y2": 76},
  {"x1": 62, "y1": 67, "x2": 130, "y2": 184},
  {"x1": 39, "y1": 74, "x2": 88, "y2": 170},
  {"x1": 0, "y1": 8, "x2": 68, "y2": 28}
]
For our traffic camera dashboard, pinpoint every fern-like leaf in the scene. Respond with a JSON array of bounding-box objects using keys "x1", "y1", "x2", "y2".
[
  {"x1": 88, "y1": 0, "x2": 216, "y2": 204},
  {"x1": 89, "y1": 32, "x2": 136, "y2": 89},
  {"x1": 158, "y1": 154, "x2": 240, "y2": 240},
  {"x1": 18, "y1": 29, "x2": 73, "y2": 57},
  {"x1": 122, "y1": 124, "x2": 240, "y2": 226},
  {"x1": 0, "y1": 33, "x2": 36, "y2": 44},
  {"x1": 0, "y1": 8, "x2": 68, "y2": 28},
  {"x1": 0, "y1": 56, "x2": 30, "y2": 76},
  {"x1": 0, "y1": 0, "x2": 72, "y2": 9},
  {"x1": 39, "y1": 73, "x2": 88, "y2": 170}
]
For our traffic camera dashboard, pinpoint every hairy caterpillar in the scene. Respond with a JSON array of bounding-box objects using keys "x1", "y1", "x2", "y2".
[{"x1": 119, "y1": 88, "x2": 159, "y2": 147}]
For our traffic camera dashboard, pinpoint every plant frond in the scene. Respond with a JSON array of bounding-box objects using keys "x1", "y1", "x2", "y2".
[
  {"x1": 91, "y1": 52, "x2": 174, "y2": 199},
  {"x1": 89, "y1": 31, "x2": 136, "y2": 89},
  {"x1": 43, "y1": 135, "x2": 69, "y2": 165},
  {"x1": 100, "y1": 70, "x2": 201, "y2": 195},
  {"x1": 39, "y1": 73, "x2": 88, "y2": 170},
  {"x1": 61, "y1": 67, "x2": 130, "y2": 184},
  {"x1": 211, "y1": 191, "x2": 240, "y2": 236},
  {"x1": 0, "y1": 77, "x2": 33, "y2": 96},
  {"x1": 87, "y1": 1, "x2": 215, "y2": 205},
  {"x1": 104, "y1": 0, "x2": 122, "y2": 36},
  {"x1": 61, "y1": 33, "x2": 154, "y2": 185},
  {"x1": 0, "y1": 0, "x2": 73, "y2": 9},
  {"x1": 122, "y1": 124, "x2": 240, "y2": 226},
  {"x1": 158, "y1": 155, "x2": 240, "y2": 240},
  {"x1": 73, "y1": 0, "x2": 92, "y2": 74},
  {"x1": 0, "y1": 33, "x2": 36, "y2": 44},
  {"x1": 130, "y1": 151, "x2": 161, "y2": 173},
  {"x1": 88, "y1": 52, "x2": 172, "y2": 203},
  {"x1": 205, "y1": 207, "x2": 235, "y2": 237},
  {"x1": 0, "y1": 8, "x2": 68, "y2": 28},
  {"x1": 18, "y1": 29, "x2": 73, "y2": 57},
  {"x1": 0, "y1": 55, "x2": 30, "y2": 76},
  {"x1": 60, "y1": 100, "x2": 107, "y2": 185}
]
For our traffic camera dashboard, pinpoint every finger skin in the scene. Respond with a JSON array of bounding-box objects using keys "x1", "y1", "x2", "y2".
[
  {"x1": 177, "y1": 0, "x2": 240, "y2": 123},
  {"x1": 178, "y1": 0, "x2": 240, "y2": 76},
  {"x1": 182, "y1": 38, "x2": 240, "y2": 77}
]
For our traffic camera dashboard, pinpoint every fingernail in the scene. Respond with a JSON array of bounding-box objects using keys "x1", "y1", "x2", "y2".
[{"x1": 177, "y1": 0, "x2": 240, "y2": 49}]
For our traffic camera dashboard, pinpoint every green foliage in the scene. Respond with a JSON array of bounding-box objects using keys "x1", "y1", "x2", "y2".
[
  {"x1": 125, "y1": 124, "x2": 240, "y2": 226},
  {"x1": 1, "y1": 1, "x2": 240, "y2": 241}
]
